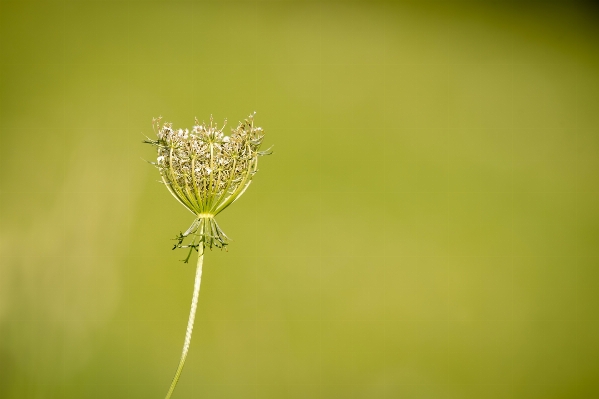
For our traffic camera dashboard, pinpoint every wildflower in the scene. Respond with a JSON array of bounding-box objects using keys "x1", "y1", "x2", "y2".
[{"x1": 144, "y1": 112, "x2": 271, "y2": 399}]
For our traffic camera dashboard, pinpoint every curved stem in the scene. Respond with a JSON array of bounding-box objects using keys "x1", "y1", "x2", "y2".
[{"x1": 165, "y1": 243, "x2": 205, "y2": 399}]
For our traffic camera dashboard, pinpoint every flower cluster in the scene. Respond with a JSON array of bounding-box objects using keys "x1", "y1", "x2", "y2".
[{"x1": 145, "y1": 113, "x2": 271, "y2": 260}]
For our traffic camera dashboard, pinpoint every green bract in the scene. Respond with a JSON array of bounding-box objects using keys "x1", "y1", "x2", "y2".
[{"x1": 145, "y1": 112, "x2": 271, "y2": 260}]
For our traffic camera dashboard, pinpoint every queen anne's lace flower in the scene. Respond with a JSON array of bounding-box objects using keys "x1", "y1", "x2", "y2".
[{"x1": 145, "y1": 112, "x2": 271, "y2": 260}]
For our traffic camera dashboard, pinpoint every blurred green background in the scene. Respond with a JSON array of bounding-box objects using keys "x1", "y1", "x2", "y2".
[{"x1": 1, "y1": 0, "x2": 599, "y2": 398}]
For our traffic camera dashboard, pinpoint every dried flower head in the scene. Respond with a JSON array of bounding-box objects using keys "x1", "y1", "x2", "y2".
[{"x1": 145, "y1": 112, "x2": 271, "y2": 261}]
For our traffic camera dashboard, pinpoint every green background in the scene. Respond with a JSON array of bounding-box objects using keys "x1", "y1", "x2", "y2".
[{"x1": 1, "y1": 1, "x2": 599, "y2": 398}]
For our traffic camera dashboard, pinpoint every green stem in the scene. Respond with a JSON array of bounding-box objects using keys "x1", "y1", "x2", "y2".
[{"x1": 165, "y1": 242, "x2": 205, "y2": 399}]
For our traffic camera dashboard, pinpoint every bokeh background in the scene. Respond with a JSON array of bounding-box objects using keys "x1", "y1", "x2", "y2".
[{"x1": 1, "y1": 0, "x2": 599, "y2": 398}]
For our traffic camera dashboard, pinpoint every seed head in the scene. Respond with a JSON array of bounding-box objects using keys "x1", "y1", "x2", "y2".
[{"x1": 145, "y1": 112, "x2": 272, "y2": 259}]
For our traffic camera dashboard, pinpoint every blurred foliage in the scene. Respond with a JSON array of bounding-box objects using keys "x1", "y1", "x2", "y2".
[{"x1": 1, "y1": 1, "x2": 599, "y2": 398}]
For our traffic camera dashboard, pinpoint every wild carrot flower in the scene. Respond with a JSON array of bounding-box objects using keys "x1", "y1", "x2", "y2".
[{"x1": 144, "y1": 112, "x2": 271, "y2": 398}]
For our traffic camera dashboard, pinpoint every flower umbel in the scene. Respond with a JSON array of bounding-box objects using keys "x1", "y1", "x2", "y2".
[{"x1": 145, "y1": 112, "x2": 272, "y2": 260}]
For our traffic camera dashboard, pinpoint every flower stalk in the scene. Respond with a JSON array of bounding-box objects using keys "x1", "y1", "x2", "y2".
[{"x1": 165, "y1": 241, "x2": 204, "y2": 399}]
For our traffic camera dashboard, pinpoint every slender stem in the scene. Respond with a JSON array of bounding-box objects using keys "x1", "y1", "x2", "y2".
[{"x1": 165, "y1": 243, "x2": 205, "y2": 399}]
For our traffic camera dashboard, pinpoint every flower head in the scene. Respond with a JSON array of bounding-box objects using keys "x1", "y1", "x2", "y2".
[{"x1": 145, "y1": 112, "x2": 272, "y2": 260}]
